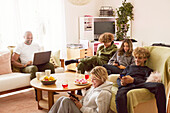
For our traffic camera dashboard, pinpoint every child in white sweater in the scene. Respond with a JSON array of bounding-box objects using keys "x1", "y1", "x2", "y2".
[{"x1": 48, "y1": 66, "x2": 113, "y2": 113}]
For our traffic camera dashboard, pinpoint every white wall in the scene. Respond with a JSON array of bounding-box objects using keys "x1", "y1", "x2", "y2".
[
  {"x1": 132, "y1": 0, "x2": 170, "y2": 46},
  {"x1": 64, "y1": 0, "x2": 99, "y2": 44},
  {"x1": 64, "y1": 0, "x2": 120, "y2": 44},
  {"x1": 64, "y1": 0, "x2": 170, "y2": 46}
]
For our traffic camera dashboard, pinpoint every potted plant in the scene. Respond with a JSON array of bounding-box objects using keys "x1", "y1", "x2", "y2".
[{"x1": 116, "y1": 0, "x2": 134, "y2": 41}]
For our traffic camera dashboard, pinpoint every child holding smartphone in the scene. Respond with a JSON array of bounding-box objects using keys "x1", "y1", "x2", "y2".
[
  {"x1": 103, "y1": 39, "x2": 135, "y2": 75},
  {"x1": 116, "y1": 47, "x2": 166, "y2": 113},
  {"x1": 48, "y1": 66, "x2": 113, "y2": 113}
]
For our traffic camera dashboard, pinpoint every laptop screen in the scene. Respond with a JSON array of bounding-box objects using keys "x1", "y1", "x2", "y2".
[{"x1": 33, "y1": 51, "x2": 51, "y2": 65}]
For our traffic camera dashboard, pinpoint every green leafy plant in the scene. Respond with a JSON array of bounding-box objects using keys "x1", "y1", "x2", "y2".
[{"x1": 116, "y1": 0, "x2": 134, "y2": 41}]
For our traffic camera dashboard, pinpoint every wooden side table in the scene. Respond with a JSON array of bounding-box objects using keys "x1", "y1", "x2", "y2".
[{"x1": 67, "y1": 48, "x2": 92, "y2": 71}]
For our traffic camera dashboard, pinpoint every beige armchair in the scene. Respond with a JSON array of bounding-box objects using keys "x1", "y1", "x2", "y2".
[{"x1": 108, "y1": 46, "x2": 170, "y2": 113}]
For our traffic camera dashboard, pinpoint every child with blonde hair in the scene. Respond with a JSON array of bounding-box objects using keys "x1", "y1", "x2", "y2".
[
  {"x1": 115, "y1": 47, "x2": 166, "y2": 113},
  {"x1": 49, "y1": 66, "x2": 113, "y2": 113}
]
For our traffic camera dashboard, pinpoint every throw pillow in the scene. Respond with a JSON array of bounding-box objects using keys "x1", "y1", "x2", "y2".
[
  {"x1": 0, "y1": 49, "x2": 12, "y2": 75},
  {"x1": 50, "y1": 50, "x2": 60, "y2": 67},
  {"x1": 146, "y1": 71, "x2": 162, "y2": 83},
  {"x1": 7, "y1": 46, "x2": 21, "y2": 72}
]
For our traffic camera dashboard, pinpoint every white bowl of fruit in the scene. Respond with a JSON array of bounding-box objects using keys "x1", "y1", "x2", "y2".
[
  {"x1": 41, "y1": 76, "x2": 56, "y2": 85},
  {"x1": 74, "y1": 78, "x2": 88, "y2": 85}
]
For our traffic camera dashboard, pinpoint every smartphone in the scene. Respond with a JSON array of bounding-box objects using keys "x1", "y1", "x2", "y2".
[
  {"x1": 120, "y1": 73, "x2": 125, "y2": 78},
  {"x1": 67, "y1": 92, "x2": 79, "y2": 101}
]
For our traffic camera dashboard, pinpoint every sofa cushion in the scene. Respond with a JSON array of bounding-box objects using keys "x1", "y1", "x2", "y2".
[
  {"x1": 0, "y1": 49, "x2": 12, "y2": 75},
  {"x1": 0, "y1": 73, "x2": 31, "y2": 92}
]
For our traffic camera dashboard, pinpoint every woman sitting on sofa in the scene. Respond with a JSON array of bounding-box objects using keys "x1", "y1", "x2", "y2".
[
  {"x1": 48, "y1": 66, "x2": 113, "y2": 113},
  {"x1": 103, "y1": 39, "x2": 135, "y2": 75}
]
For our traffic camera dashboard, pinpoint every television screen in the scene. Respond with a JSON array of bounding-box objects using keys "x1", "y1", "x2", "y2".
[{"x1": 94, "y1": 22, "x2": 115, "y2": 34}]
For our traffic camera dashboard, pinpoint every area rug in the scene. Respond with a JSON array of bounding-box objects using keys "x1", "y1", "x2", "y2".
[{"x1": 0, "y1": 88, "x2": 48, "y2": 113}]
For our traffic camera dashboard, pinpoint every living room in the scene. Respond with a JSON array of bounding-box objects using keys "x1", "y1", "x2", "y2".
[{"x1": 0, "y1": 0, "x2": 170, "y2": 113}]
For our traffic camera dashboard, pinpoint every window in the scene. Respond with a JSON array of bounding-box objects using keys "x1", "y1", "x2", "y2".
[{"x1": 0, "y1": 0, "x2": 66, "y2": 58}]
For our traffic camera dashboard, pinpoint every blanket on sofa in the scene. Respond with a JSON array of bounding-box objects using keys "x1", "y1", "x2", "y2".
[
  {"x1": 110, "y1": 46, "x2": 170, "y2": 113},
  {"x1": 145, "y1": 46, "x2": 170, "y2": 95}
]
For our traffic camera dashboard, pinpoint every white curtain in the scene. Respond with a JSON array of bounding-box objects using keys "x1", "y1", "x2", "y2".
[{"x1": 0, "y1": 0, "x2": 67, "y2": 58}]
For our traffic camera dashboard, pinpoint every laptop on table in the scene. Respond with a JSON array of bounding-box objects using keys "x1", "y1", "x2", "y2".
[{"x1": 33, "y1": 51, "x2": 51, "y2": 66}]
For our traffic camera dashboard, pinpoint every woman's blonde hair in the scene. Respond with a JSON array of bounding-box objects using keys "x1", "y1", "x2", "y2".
[
  {"x1": 98, "y1": 32, "x2": 114, "y2": 43},
  {"x1": 90, "y1": 66, "x2": 108, "y2": 83},
  {"x1": 118, "y1": 39, "x2": 133, "y2": 57},
  {"x1": 133, "y1": 47, "x2": 150, "y2": 58}
]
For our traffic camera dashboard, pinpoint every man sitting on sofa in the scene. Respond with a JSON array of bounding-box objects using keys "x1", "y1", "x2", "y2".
[
  {"x1": 11, "y1": 31, "x2": 55, "y2": 80},
  {"x1": 116, "y1": 47, "x2": 166, "y2": 113}
]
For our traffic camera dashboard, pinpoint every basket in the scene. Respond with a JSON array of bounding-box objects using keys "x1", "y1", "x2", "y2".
[{"x1": 100, "y1": 6, "x2": 113, "y2": 17}]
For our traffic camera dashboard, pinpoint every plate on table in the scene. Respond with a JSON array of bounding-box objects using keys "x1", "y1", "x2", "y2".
[{"x1": 74, "y1": 82, "x2": 89, "y2": 86}]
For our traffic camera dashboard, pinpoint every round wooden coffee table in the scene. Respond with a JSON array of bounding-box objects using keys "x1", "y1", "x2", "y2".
[{"x1": 30, "y1": 73, "x2": 92, "y2": 110}]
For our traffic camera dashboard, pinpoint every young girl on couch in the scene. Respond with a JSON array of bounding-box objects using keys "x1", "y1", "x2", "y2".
[{"x1": 103, "y1": 39, "x2": 135, "y2": 75}]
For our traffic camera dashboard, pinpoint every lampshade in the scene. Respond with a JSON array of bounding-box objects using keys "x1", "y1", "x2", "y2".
[{"x1": 68, "y1": 0, "x2": 92, "y2": 5}]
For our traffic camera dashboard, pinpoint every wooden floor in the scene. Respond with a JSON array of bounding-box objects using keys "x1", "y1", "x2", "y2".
[{"x1": 0, "y1": 88, "x2": 48, "y2": 113}]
